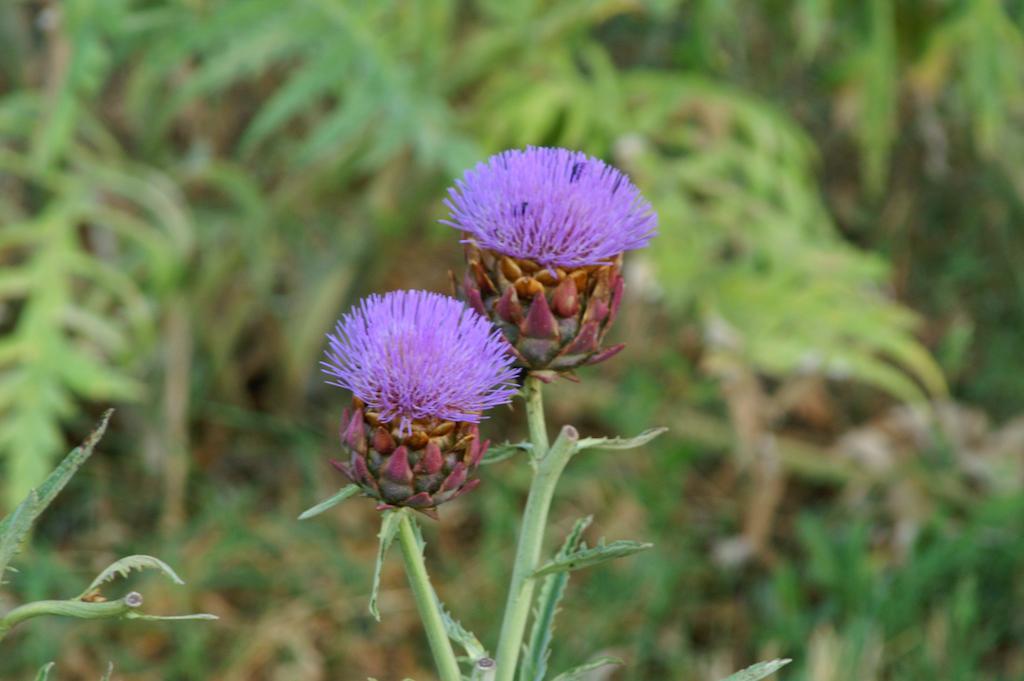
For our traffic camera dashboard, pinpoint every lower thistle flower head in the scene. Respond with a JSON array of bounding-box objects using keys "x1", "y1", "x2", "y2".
[
  {"x1": 443, "y1": 147, "x2": 657, "y2": 372},
  {"x1": 321, "y1": 290, "x2": 518, "y2": 516}
]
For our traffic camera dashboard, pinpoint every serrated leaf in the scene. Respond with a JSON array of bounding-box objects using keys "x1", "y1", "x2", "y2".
[
  {"x1": 298, "y1": 484, "x2": 360, "y2": 520},
  {"x1": 437, "y1": 597, "x2": 487, "y2": 661},
  {"x1": 0, "y1": 490, "x2": 36, "y2": 579},
  {"x1": 35, "y1": 662, "x2": 55, "y2": 681},
  {"x1": 531, "y1": 540, "x2": 653, "y2": 579},
  {"x1": 548, "y1": 655, "x2": 623, "y2": 681},
  {"x1": 0, "y1": 410, "x2": 111, "y2": 539},
  {"x1": 520, "y1": 516, "x2": 592, "y2": 681},
  {"x1": 481, "y1": 441, "x2": 532, "y2": 465},
  {"x1": 718, "y1": 659, "x2": 792, "y2": 681},
  {"x1": 81, "y1": 555, "x2": 185, "y2": 598},
  {"x1": 369, "y1": 510, "x2": 403, "y2": 621},
  {"x1": 576, "y1": 428, "x2": 667, "y2": 452}
]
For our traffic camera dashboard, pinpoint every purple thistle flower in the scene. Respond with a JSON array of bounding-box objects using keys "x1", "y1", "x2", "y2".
[
  {"x1": 442, "y1": 146, "x2": 657, "y2": 269},
  {"x1": 321, "y1": 290, "x2": 518, "y2": 433}
]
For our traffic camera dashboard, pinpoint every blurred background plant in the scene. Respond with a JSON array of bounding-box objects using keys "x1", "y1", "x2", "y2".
[
  {"x1": 0, "y1": 410, "x2": 216, "y2": 670},
  {"x1": 0, "y1": 0, "x2": 1022, "y2": 679}
]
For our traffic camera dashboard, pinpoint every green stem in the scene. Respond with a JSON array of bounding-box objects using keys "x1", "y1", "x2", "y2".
[
  {"x1": 494, "y1": 378, "x2": 579, "y2": 681},
  {"x1": 0, "y1": 596, "x2": 138, "y2": 642},
  {"x1": 523, "y1": 375, "x2": 549, "y2": 455},
  {"x1": 396, "y1": 512, "x2": 462, "y2": 681}
]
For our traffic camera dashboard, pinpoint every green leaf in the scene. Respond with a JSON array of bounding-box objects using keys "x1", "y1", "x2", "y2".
[
  {"x1": 298, "y1": 484, "x2": 361, "y2": 520},
  {"x1": 548, "y1": 656, "x2": 623, "y2": 681},
  {"x1": 124, "y1": 612, "x2": 219, "y2": 622},
  {"x1": 79, "y1": 555, "x2": 186, "y2": 599},
  {"x1": 437, "y1": 597, "x2": 488, "y2": 661},
  {"x1": 520, "y1": 516, "x2": 592, "y2": 681},
  {"x1": 369, "y1": 510, "x2": 403, "y2": 621},
  {"x1": 0, "y1": 490, "x2": 36, "y2": 579},
  {"x1": 718, "y1": 659, "x2": 792, "y2": 681},
  {"x1": 1, "y1": 99, "x2": 187, "y2": 506},
  {"x1": 480, "y1": 441, "x2": 532, "y2": 465},
  {"x1": 0, "y1": 409, "x2": 112, "y2": 538},
  {"x1": 576, "y1": 427, "x2": 668, "y2": 452},
  {"x1": 857, "y1": 0, "x2": 897, "y2": 195},
  {"x1": 531, "y1": 540, "x2": 653, "y2": 579},
  {"x1": 633, "y1": 75, "x2": 945, "y2": 404},
  {"x1": 35, "y1": 662, "x2": 55, "y2": 681}
]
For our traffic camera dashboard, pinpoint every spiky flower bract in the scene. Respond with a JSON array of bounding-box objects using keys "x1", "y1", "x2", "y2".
[
  {"x1": 442, "y1": 146, "x2": 657, "y2": 269},
  {"x1": 322, "y1": 290, "x2": 518, "y2": 431},
  {"x1": 321, "y1": 290, "x2": 518, "y2": 514}
]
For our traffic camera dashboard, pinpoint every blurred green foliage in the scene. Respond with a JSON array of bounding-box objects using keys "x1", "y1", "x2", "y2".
[{"x1": 1, "y1": 0, "x2": 1023, "y2": 679}]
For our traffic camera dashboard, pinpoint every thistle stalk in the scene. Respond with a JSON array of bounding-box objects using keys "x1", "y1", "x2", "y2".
[
  {"x1": 494, "y1": 377, "x2": 579, "y2": 681},
  {"x1": 396, "y1": 512, "x2": 462, "y2": 681},
  {"x1": 524, "y1": 374, "x2": 549, "y2": 454},
  {"x1": 0, "y1": 594, "x2": 143, "y2": 642}
]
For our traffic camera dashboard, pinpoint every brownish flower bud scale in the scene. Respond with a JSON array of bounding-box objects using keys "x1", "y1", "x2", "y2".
[
  {"x1": 462, "y1": 243, "x2": 626, "y2": 372},
  {"x1": 331, "y1": 400, "x2": 489, "y2": 519}
]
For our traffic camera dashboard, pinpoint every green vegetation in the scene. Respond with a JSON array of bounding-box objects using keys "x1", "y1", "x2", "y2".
[{"x1": 1, "y1": 0, "x2": 1023, "y2": 679}]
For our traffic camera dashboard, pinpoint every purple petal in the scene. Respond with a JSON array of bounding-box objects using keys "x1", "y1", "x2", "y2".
[
  {"x1": 321, "y1": 290, "x2": 518, "y2": 426},
  {"x1": 442, "y1": 147, "x2": 656, "y2": 269}
]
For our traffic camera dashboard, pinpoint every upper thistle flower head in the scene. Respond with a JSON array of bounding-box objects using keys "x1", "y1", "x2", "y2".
[
  {"x1": 442, "y1": 146, "x2": 657, "y2": 269},
  {"x1": 443, "y1": 147, "x2": 657, "y2": 373},
  {"x1": 321, "y1": 290, "x2": 517, "y2": 515}
]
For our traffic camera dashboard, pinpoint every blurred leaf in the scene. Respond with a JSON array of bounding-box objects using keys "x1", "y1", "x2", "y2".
[
  {"x1": 847, "y1": 0, "x2": 898, "y2": 194},
  {"x1": 916, "y1": 0, "x2": 1024, "y2": 157},
  {"x1": 718, "y1": 659, "x2": 792, "y2": 681},
  {"x1": 548, "y1": 656, "x2": 623, "y2": 681},
  {"x1": 793, "y1": 0, "x2": 832, "y2": 58},
  {"x1": 0, "y1": 491, "x2": 36, "y2": 581},
  {"x1": 133, "y1": 0, "x2": 475, "y2": 175},
  {"x1": 627, "y1": 74, "x2": 945, "y2": 402},
  {"x1": 34, "y1": 662, "x2": 55, "y2": 681},
  {"x1": 0, "y1": 91, "x2": 188, "y2": 507}
]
